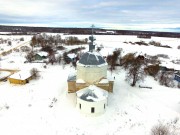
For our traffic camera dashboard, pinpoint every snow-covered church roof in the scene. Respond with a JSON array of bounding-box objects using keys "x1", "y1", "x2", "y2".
[
  {"x1": 76, "y1": 85, "x2": 108, "y2": 102},
  {"x1": 78, "y1": 51, "x2": 106, "y2": 65}
]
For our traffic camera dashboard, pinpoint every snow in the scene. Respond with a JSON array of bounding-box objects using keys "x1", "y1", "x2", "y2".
[
  {"x1": 99, "y1": 78, "x2": 109, "y2": 83},
  {"x1": 67, "y1": 53, "x2": 76, "y2": 59},
  {"x1": 0, "y1": 71, "x2": 11, "y2": 79},
  {"x1": 76, "y1": 79, "x2": 85, "y2": 83},
  {"x1": 76, "y1": 85, "x2": 108, "y2": 102},
  {"x1": 0, "y1": 35, "x2": 32, "y2": 55},
  {"x1": 37, "y1": 52, "x2": 48, "y2": 57},
  {"x1": 87, "y1": 51, "x2": 101, "y2": 56},
  {"x1": 0, "y1": 34, "x2": 180, "y2": 135},
  {"x1": 77, "y1": 61, "x2": 108, "y2": 67}
]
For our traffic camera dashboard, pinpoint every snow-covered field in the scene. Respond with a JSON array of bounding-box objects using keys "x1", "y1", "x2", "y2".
[
  {"x1": 0, "y1": 35, "x2": 31, "y2": 55},
  {"x1": 0, "y1": 34, "x2": 180, "y2": 135}
]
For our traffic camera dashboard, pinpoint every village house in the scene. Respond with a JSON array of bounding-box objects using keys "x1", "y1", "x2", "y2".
[
  {"x1": 34, "y1": 52, "x2": 48, "y2": 61},
  {"x1": 8, "y1": 70, "x2": 33, "y2": 84},
  {"x1": 67, "y1": 53, "x2": 77, "y2": 62}
]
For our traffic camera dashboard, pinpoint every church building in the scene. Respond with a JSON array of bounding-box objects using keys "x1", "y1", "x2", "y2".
[{"x1": 67, "y1": 26, "x2": 114, "y2": 115}]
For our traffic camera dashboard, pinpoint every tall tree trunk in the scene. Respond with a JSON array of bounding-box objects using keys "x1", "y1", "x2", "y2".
[{"x1": 131, "y1": 74, "x2": 136, "y2": 86}]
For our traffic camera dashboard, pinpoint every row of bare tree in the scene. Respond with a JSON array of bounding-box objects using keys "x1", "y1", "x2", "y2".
[
  {"x1": 106, "y1": 49, "x2": 179, "y2": 88},
  {"x1": 30, "y1": 33, "x2": 88, "y2": 51}
]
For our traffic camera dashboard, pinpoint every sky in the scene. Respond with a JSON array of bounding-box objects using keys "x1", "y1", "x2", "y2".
[{"x1": 0, "y1": 0, "x2": 180, "y2": 32}]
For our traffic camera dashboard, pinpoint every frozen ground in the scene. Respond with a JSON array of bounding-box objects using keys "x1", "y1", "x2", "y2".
[
  {"x1": 0, "y1": 35, "x2": 31, "y2": 55},
  {"x1": 0, "y1": 34, "x2": 180, "y2": 135}
]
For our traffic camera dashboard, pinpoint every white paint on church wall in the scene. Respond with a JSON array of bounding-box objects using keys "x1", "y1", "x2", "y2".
[
  {"x1": 76, "y1": 97, "x2": 108, "y2": 116},
  {"x1": 76, "y1": 63, "x2": 108, "y2": 84}
]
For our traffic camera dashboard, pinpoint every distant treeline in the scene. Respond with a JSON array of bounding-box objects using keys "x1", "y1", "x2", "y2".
[{"x1": 0, "y1": 25, "x2": 180, "y2": 38}]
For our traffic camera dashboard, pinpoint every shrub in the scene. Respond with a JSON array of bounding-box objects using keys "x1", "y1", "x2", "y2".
[
  {"x1": 156, "y1": 71, "x2": 175, "y2": 88},
  {"x1": 177, "y1": 45, "x2": 180, "y2": 49},
  {"x1": 30, "y1": 68, "x2": 40, "y2": 79},
  {"x1": 1, "y1": 51, "x2": 7, "y2": 56},
  {"x1": 151, "y1": 123, "x2": 170, "y2": 135},
  {"x1": 20, "y1": 37, "x2": 24, "y2": 41},
  {"x1": 25, "y1": 51, "x2": 34, "y2": 62},
  {"x1": 41, "y1": 46, "x2": 53, "y2": 53},
  {"x1": 149, "y1": 41, "x2": 161, "y2": 46},
  {"x1": 63, "y1": 52, "x2": 71, "y2": 64},
  {"x1": 56, "y1": 45, "x2": 65, "y2": 50},
  {"x1": 147, "y1": 55, "x2": 160, "y2": 64},
  {"x1": 20, "y1": 46, "x2": 31, "y2": 52},
  {"x1": 144, "y1": 64, "x2": 160, "y2": 77},
  {"x1": 65, "y1": 36, "x2": 88, "y2": 45},
  {"x1": 7, "y1": 41, "x2": 12, "y2": 46},
  {"x1": 135, "y1": 41, "x2": 148, "y2": 46},
  {"x1": 178, "y1": 83, "x2": 180, "y2": 88},
  {"x1": 107, "y1": 48, "x2": 122, "y2": 70},
  {"x1": 120, "y1": 53, "x2": 135, "y2": 68},
  {"x1": 13, "y1": 48, "x2": 19, "y2": 52}
]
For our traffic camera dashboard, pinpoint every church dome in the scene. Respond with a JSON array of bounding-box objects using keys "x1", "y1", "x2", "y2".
[{"x1": 79, "y1": 52, "x2": 106, "y2": 65}]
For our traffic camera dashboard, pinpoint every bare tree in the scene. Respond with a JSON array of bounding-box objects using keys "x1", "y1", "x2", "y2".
[
  {"x1": 57, "y1": 54, "x2": 62, "y2": 64},
  {"x1": 144, "y1": 64, "x2": 160, "y2": 77},
  {"x1": 156, "y1": 71, "x2": 175, "y2": 87},
  {"x1": 30, "y1": 68, "x2": 40, "y2": 79},
  {"x1": 25, "y1": 51, "x2": 34, "y2": 62},
  {"x1": 63, "y1": 52, "x2": 70, "y2": 64},
  {"x1": 30, "y1": 36, "x2": 37, "y2": 52},
  {"x1": 151, "y1": 123, "x2": 170, "y2": 135},
  {"x1": 48, "y1": 50, "x2": 56, "y2": 65},
  {"x1": 106, "y1": 48, "x2": 122, "y2": 71},
  {"x1": 121, "y1": 53, "x2": 136, "y2": 68},
  {"x1": 125, "y1": 55, "x2": 146, "y2": 87}
]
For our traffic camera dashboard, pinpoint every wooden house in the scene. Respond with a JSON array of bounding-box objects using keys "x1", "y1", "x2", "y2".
[{"x1": 34, "y1": 52, "x2": 48, "y2": 61}]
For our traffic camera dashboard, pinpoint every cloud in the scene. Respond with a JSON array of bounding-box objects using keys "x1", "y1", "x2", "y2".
[
  {"x1": 0, "y1": 0, "x2": 180, "y2": 32},
  {"x1": 0, "y1": 0, "x2": 78, "y2": 17}
]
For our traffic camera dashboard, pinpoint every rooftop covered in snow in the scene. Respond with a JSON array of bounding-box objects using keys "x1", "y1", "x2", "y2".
[
  {"x1": 37, "y1": 52, "x2": 48, "y2": 57},
  {"x1": 76, "y1": 85, "x2": 108, "y2": 102},
  {"x1": 67, "y1": 53, "x2": 77, "y2": 59},
  {"x1": 67, "y1": 74, "x2": 76, "y2": 81},
  {"x1": 9, "y1": 70, "x2": 32, "y2": 80}
]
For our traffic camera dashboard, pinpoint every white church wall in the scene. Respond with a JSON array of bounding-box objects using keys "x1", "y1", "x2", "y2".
[
  {"x1": 76, "y1": 97, "x2": 107, "y2": 116},
  {"x1": 77, "y1": 64, "x2": 107, "y2": 84}
]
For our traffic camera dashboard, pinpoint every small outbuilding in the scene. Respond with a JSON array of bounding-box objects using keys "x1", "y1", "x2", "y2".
[
  {"x1": 8, "y1": 70, "x2": 33, "y2": 84},
  {"x1": 34, "y1": 52, "x2": 48, "y2": 61},
  {"x1": 76, "y1": 85, "x2": 108, "y2": 116}
]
